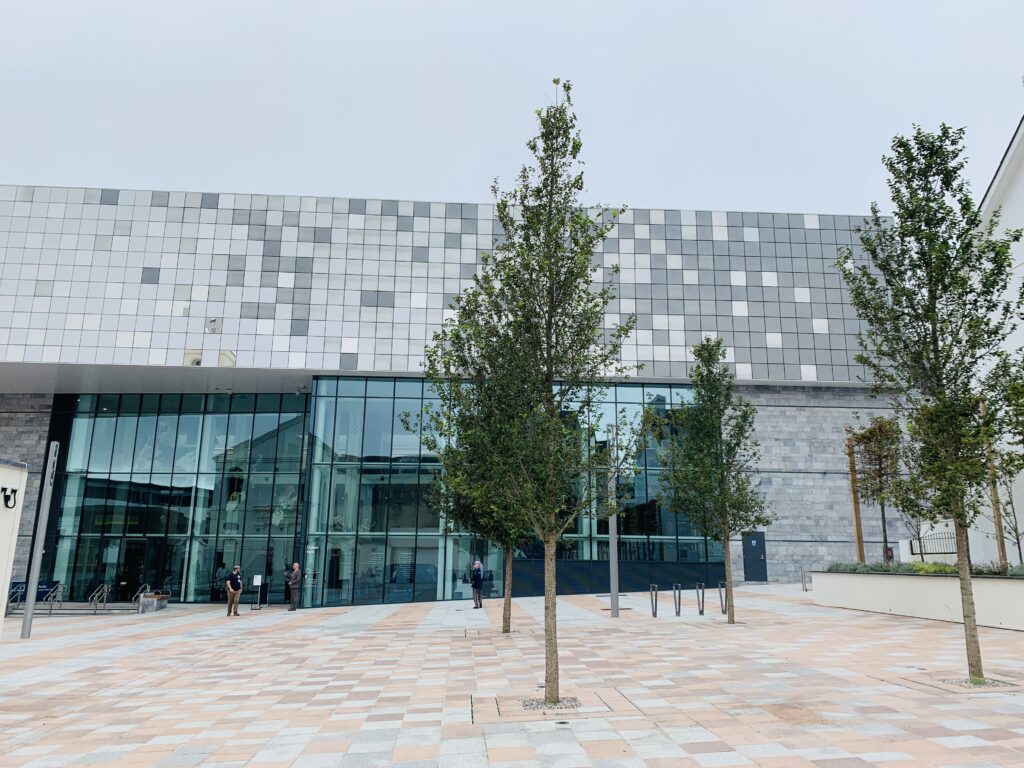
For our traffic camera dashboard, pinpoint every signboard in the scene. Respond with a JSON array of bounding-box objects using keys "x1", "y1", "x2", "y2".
[
  {"x1": 252, "y1": 574, "x2": 262, "y2": 587},
  {"x1": 0, "y1": 459, "x2": 29, "y2": 639}
]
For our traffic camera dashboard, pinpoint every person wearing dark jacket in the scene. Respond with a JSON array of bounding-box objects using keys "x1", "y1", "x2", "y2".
[
  {"x1": 225, "y1": 565, "x2": 242, "y2": 617},
  {"x1": 287, "y1": 563, "x2": 302, "y2": 611},
  {"x1": 471, "y1": 560, "x2": 483, "y2": 608}
]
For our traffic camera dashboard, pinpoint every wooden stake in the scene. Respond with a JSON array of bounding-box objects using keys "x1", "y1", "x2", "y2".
[
  {"x1": 847, "y1": 437, "x2": 865, "y2": 563},
  {"x1": 980, "y1": 400, "x2": 1009, "y2": 575}
]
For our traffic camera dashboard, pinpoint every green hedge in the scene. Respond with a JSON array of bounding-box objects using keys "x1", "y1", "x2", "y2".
[{"x1": 825, "y1": 561, "x2": 1024, "y2": 577}]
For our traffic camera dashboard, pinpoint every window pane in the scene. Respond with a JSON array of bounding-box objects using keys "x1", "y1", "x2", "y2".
[
  {"x1": 387, "y1": 466, "x2": 420, "y2": 533},
  {"x1": 307, "y1": 465, "x2": 330, "y2": 534},
  {"x1": 270, "y1": 474, "x2": 299, "y2": 536},
  {"x1": 192, "y1": 475, "x2": 218, "y2": 536},
  {"x1": 218, "y1": 474, "x2": 246, "y2": 536},
  {"x1": 353, "y1": 536, "x2": 385, "y2": 604},
  {"x1": 357, "y1": 465, "x2": 390, "y2": 533},
  {"x1": 173, "y1": 414, "x2": 202, "y2": 473},
  {"x1": 66, "y1": 415, "x2": 94, "y2": 473},
  {"x1": 334, "y1": 398, "x2": 364, "y2": 461},
  {"x1": 384, "y1": 535, "x2": 416, "y2": 603},
  {"x1": 244, "y1": 472, "x2": 275, "y2": 536},
  {"x1": 224, "y1": 412, "x2": 254, "y2": 472},
  {"x1": 362, "y1": 399, "x2": 393, "y2": 460},
  {"x1": 275, "y1": 412, "x2": 305, "y2": 472},
  {"x1": 151, "y1": 415, "x2": 179, "y2": 472},
  {"x1": 392, "y1": 398, "x2": 420, "y2": 460},
  {"x1": 413, "y1": 538, "x2": 442, "y2": 601},
  {"x1": 132, "y1": 415, "x2": 157, "y2": 473},
  {"x1": 322, "y1": 536, "x2": 354, "y2": 606},
  {"x1": 198, "y1": 413, "x2": 228, "y2": 474},
  {"x1": 312, "y1": 398, "x2": 335, "y2": 463},
  {"x1": 110, "y1": 416, "x2": 138, "y2": 474},
  {"x1": 329, "y1": 465, "x2": 359, "y2": 533},
  {"x1": 88, "y1": 412, "x2": 117, "y2": 474},
  {"x1": 250, "y1": 413, "x2": 280, "y2": 471}
]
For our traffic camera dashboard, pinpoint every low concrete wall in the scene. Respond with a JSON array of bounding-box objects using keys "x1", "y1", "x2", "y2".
[{"x1": 812, "y1": 571, "x2": 1024, "y2": 631}]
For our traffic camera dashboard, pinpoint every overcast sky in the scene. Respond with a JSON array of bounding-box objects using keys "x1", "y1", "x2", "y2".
[{"x1": 2, "y1": 1, "x2": 1023, "y2": 216}]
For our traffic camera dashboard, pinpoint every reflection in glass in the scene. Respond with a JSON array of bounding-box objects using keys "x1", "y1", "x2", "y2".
[
  {"x1": 334, "y1": 399, "x2": 364, "y2": 461},
  {"x1": 322, "y1": 536, "x2": 355, "y2": 605}
]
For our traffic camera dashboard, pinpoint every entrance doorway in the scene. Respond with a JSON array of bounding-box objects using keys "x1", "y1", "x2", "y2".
[{"x1": 742, "y1": 532, "x2": 768, "y2": 582}]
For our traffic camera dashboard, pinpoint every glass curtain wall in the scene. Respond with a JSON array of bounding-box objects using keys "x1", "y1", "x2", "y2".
[
  {"x1": 306, "y1": 377, "x2": 446, "y2": 607},
  {"x1": 44, "y1": 392, "x2": 308, "y2": 603},
  {"x1": 309, "y1": 377, "x2": 718, "y2": 606},
  {"x1": 42, "y1": 378, "x2": 717, "y2": 605}
]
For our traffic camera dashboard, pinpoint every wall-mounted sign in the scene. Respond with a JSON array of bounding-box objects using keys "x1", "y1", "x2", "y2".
[{"x1": 0, "y1": 459, "x2": 29, "y2": 638}]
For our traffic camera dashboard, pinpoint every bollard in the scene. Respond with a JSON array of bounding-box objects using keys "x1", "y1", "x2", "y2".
[
  {"x1": 672, "y1": 583, "x2": 682, "y2": 616},
  {"x1": 649, "y1": 584, "x2": 658, "y2": 617},
  {"x1": 695, "y1": 582, "x2": 705, "y2": 616},
  {"x1": 718, "y1": 581, "x2": 728, "y2": 615},
  {"x1": 800, "y1": 565, "x2": 807, "y2": 592}
]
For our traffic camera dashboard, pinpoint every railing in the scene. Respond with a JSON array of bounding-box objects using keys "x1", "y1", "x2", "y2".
[
  {"x1": 87, "y1": 584, "x2": 111, "y2": 614},
  {"x1": 7, "y1": 583, "x2": 26, "y2": 614},
  {"x1": 910, "y1": 531, "x2": 957, "y2": 555},
  {"x1": 131, "y1": 584, "x2": 150, "y2": 608},
  {"x1": 43, "y1": 583, "x2": 66, "y2": 614}
]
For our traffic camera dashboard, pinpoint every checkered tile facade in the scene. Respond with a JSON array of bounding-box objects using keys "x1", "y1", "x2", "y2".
[{"x1": 0, "y1": 185, "x2": 868, "y2": 382}]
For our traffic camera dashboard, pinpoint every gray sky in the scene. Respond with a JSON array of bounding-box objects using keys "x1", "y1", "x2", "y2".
[{"x1": 2, "y1": 1, "x2": 1023, "y2": 216}]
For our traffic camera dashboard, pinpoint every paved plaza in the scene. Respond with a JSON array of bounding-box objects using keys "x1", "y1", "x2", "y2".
[{"x1": 1, "y1": 584, "x2": 1023, "y2": 768}]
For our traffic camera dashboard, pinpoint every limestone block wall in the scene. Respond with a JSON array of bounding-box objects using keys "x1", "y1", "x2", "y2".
[
  {"x1": 0, "y1": 393, "x2": 53, "y2": 580},
  {"x1": 732, "y1": 385, "x2": 905, "y2": 583}
]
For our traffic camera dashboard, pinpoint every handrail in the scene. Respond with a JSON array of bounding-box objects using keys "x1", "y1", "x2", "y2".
[
  {"x1": 131, "y1": 584, "x2": 150, "y2": 607},
  {"x1": 7, "y1": 583, "x2": 26, "y2": 613},
  {"x1": 43, "y1": 583, "x2": 66, "y2": 615},
  {"x1": 87, "y1": 584, "x2": 111, "y2": 614}
]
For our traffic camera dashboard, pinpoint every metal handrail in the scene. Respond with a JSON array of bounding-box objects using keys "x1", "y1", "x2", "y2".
[
  {"x1": 131, "y1": 584, "x2": 150, "y2": 607},
  {"x1": 7, "y1": 583, "x2": 26, "y2": 614},
  {"x1": 43, "y1": 583, "x2": 65, "y2": 615},
  {"x1": 87, "y1": 584, "x2": 111, "y2": 614}
]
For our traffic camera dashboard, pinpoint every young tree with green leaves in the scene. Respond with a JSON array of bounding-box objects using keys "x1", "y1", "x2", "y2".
[
  {"x1": 658, "y1": 336, "x2": 773, "y2": 624},
  {"x1": 411, "y1": 364, "x2": 534, "y2": 634},
  {"x1": 420, "y1": 79, "x2": 640, "y2": 704},
  {"x1": 847, "y1": 416, "x2": 902, "y2": 562},
  {"x1": 837, "y1": 124, "x2": 1023, "y2": 682}
]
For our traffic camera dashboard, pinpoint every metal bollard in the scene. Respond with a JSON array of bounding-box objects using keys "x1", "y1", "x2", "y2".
[
  {"x1": 672, "y1": 583, "x2": 682, "y2": 616},
  {"x1": 800, "y1": 565, "x2": 807, "y2": 592},
  {"x1": 718, "y1": 581, "x2": 728, "y2": 615},
  {"x1": 650, "y1": 584, "x2": 658, "y2": 617},
  {"x1": 695, "y1": 582, "x2": 705, "y2": 615}
]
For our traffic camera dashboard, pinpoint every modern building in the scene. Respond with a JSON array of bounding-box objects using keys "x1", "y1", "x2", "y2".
[{"x1": 0, "y1": 184, "x2": 899, "y2": 607}]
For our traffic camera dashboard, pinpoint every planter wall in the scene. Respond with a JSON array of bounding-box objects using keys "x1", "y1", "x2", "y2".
[{"x1": 812, "y1": 571, "x2": 1024, "y2": 631}]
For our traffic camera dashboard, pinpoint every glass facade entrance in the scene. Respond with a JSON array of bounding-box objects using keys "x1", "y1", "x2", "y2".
[
  {"x1": 40, "y1": 378, "x2": 721, "y2": 605},
  {"x1": 44, "y1": 392, "x2": 308, "y2": 603}
]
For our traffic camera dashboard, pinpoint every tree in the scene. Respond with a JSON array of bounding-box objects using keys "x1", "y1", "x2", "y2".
[
  {"x1": 847, "y1": 416, "x2": 902, "y2": 562},
  {"x1": 421, "y1": 79, "x2": 640, "y2": 704},
  {"x1": 837, "y1": 124, "x2": 1023, "y2": 683},
  {"x1": 658, "y1": 336, "x2": 774, "y2": 624},
  {"x1": 413, "y1": 359, "x2": 534, "y2": 634}
]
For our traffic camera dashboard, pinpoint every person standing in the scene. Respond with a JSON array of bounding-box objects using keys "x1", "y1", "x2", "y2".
[
  {"x1": 471, "y1": 560, "x2": 483, "y2": 609},
  {"x1": 287, "y1": 562, "x2": 302, "y2": 611},
  {"x1": 225, "y1": 565, "x2": 242, "y2": 617}
]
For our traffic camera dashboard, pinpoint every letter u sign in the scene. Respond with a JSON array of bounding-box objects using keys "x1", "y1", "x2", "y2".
[{"x1": 1, "y1": 487, "x2": 17, "y2": 509}]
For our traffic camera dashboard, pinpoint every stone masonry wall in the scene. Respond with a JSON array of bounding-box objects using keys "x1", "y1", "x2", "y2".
[
  {"x1": 0, "y1": 393, "x2": 53, "y2": 581},
  {"x1": 731, "y1": 385, "x2": 904, "y2": 583}
]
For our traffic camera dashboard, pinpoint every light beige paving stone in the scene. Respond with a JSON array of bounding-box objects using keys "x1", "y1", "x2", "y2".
[{"x1": 2, "y1": 586, "x2": 1024, "y2": 767}]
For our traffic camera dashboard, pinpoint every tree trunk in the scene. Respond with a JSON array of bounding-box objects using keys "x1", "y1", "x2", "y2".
[
  {"x1": 847, "y1": 437, "x2": 865, "y2": 562},
  {"x1": 502, "y1": 543, "x2": 513, "y2": 634},
  {"x1": 953, "y1": 516, "x2": 985, "y2": 682},
  {"x1": 880, "y1": 500, "x2": 889, "y2": 563},
  {"x1": 917, "y1": 529, "x2": 925, "y2": 563},
  {"x1": 722, "y1": 532, "x2": 735, "y2": 624},
  {"x1": 542, "y1": 533, "x2": 559, "y2": 704}
]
